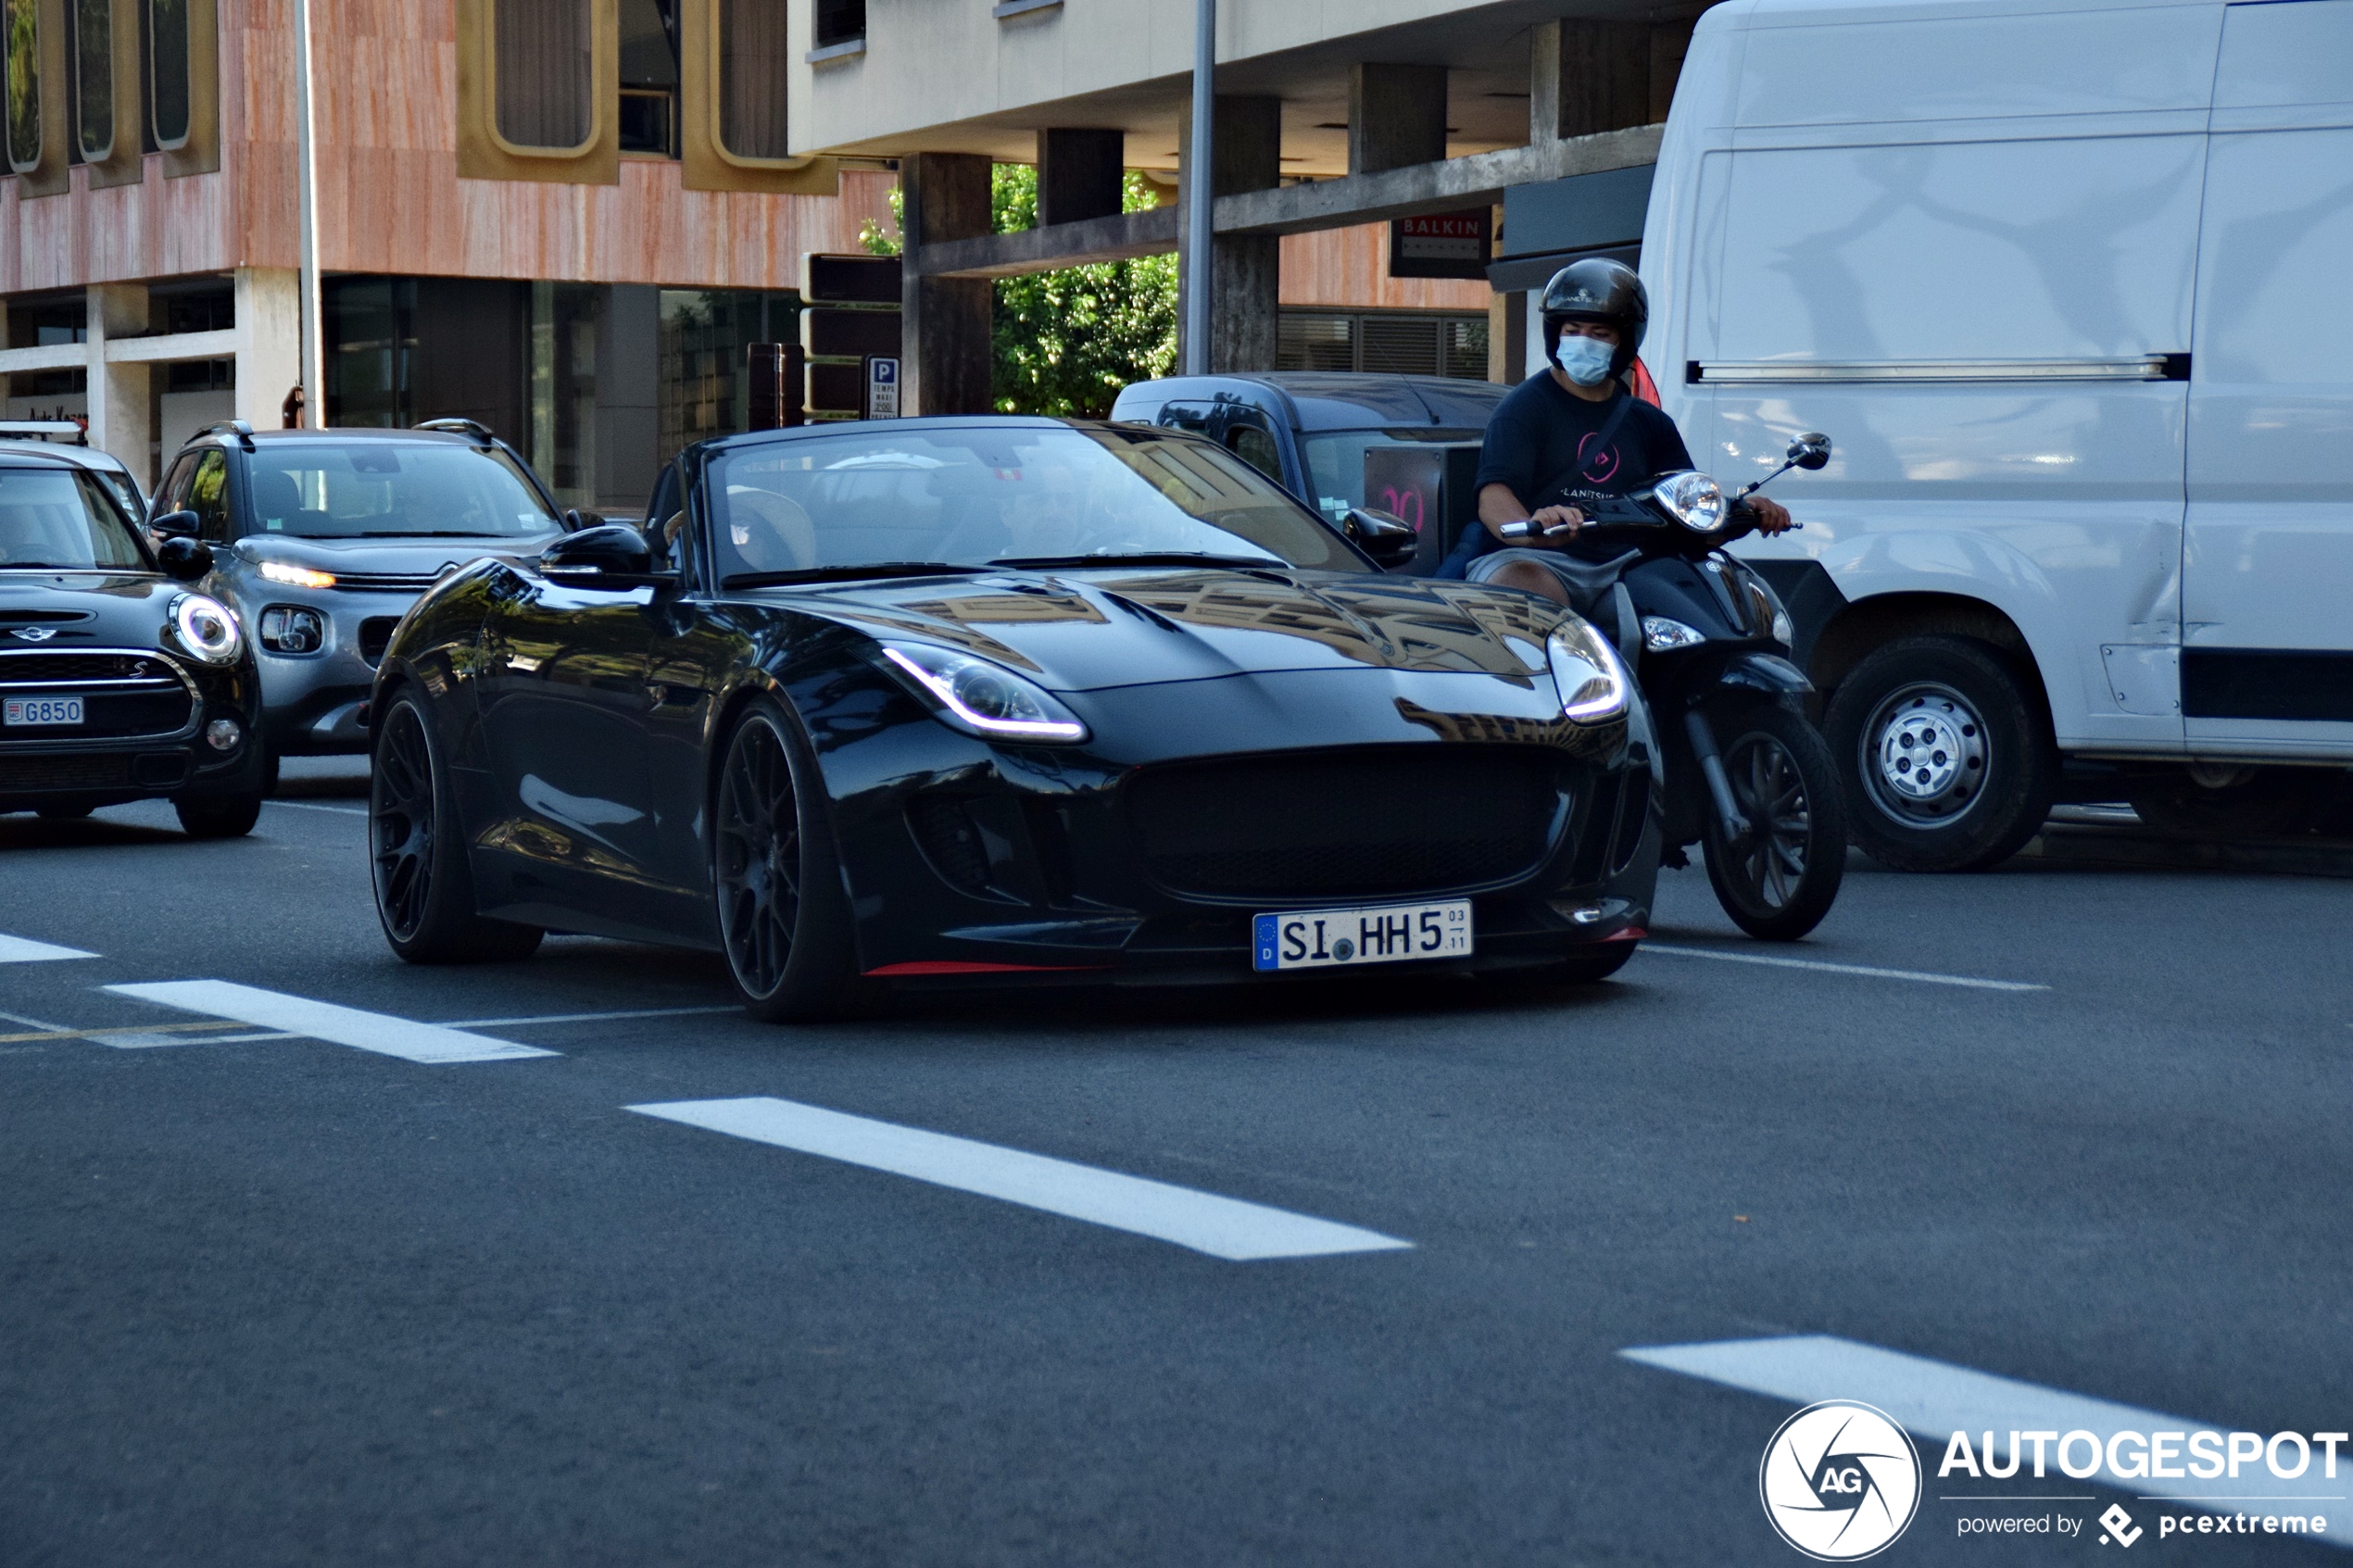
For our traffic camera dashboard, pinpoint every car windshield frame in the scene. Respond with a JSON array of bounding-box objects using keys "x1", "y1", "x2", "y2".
[
  {"x1": 240, "y1": 441, "x2": 562, "y2": 542},
  {"x1": 702, "y1": 422, "x2": 1371, "y2": 587},
  {"x1": 0, "y1": 463, "x2": 157, "y2": 572}
]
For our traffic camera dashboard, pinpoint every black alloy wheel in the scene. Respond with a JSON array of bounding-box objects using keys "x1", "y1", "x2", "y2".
[
  {"x1": 369, "y1": 693, "x2": 542, "y2": 963},
  {"x1": 713, "y1": 699, "x2": 859, "y2": 1022},
  {"x1": 1700, "y1": 701, "x2": 1846, "y2": 941}
]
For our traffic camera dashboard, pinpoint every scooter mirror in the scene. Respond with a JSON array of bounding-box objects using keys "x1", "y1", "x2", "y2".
[{"x1": 1789, "y1": 433, "x2": 1832, "y2": 470}]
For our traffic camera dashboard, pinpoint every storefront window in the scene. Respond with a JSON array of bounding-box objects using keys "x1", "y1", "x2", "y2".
[
  {"x1": 658, "y1": 290, "x2": 798, "y2": 461},
  {"x1": 147, "y1": 0, "x2": 188, "y2": 147},
  {"x1": 5, "y1": 0, "x2": 37, "y2": 170},
  {"x1": 531, "y1": 282, "x2": 600, "y2": 508},
  {"x1": 495, "y1": 0, "x2": 592, "y2": 150}
]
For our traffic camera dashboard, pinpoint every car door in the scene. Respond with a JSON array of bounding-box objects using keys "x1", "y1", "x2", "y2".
[
  {"x1": 474, "y1": 567, "x2": 692, "y2": 937},
  {"x1": 2181, "y1": 0, "x2": 2353, "y2": 747}
]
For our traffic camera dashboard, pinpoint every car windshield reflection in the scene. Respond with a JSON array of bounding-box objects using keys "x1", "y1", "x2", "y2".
[
  {"x1": 0, "y1": 467, "x2": 151, "y2": 571},
  {"x1": 245, "y1": 444, "x2": 560, "y2": 540},
  {"x1": 710, "y1": 424, "x2": 1366, "y2": 584}
]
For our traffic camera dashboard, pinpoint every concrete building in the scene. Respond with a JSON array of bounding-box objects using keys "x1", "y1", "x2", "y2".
[{"x1": 3, "y1": 0, "x2": 1688, "y2": 502}]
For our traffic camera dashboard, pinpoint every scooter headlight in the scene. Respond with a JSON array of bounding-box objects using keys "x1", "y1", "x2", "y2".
[
  {"x1": 1546, "y1": 616, "x2": 1631, "y2": 724},
  {"x1": 170, "y1": 593, "x2": 243, "y2": 664},
  {"x1": 880, "y1": 642, "x2": 1088, "y2": 745},
  {"x1": 1642, "y1": 616, "x2": 1706, "y2": 652},
  {"x1": 1653, "y1": 470, "x2": 1727, "y2": 533}
]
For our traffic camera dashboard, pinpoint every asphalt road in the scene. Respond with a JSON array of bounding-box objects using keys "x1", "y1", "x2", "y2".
[{"x1": 3, "y1": 763, "x2": 2349, "y2": 1566}]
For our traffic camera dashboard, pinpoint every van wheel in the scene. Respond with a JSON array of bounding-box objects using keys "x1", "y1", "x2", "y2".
[
  {"x1": 1826, "y1": 635, "x2": 2056, "y2": 872},
  {"x1": 2126, "y1": 765, "x2": 2341, "y2": 839}
]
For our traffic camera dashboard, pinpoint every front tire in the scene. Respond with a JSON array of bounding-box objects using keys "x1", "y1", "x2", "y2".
[
  {"x1": 175, "y1": 792, "x2": 263, "y2": 838},
  {"x1": 370, "y1": 692, "x2": 543, "y2": 963},
  {"x1": 1699, "y1": 700, "x2": 1845, "y2": 941},
  {"x1": 1825, "y1": 635, "x2": 2056, "y2": 872},
  {"x1": 712, "y1": 698, "x2": 861, "y2": 1022}
]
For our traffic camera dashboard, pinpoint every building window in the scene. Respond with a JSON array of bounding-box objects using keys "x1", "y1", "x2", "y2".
[
  {"x1": 715, "y1": 0, "x2": 786, "y2": 157},
  {"x1": 616, "y1": 0, "x2": 675, "y2": 155},
  {"x1": 496, "y1": 0, "x2": 594, "y2": 150},
  {"x1": 659, "y1": 288, "x2": 798, "y2": 458},
  {"x1": 812, "y1": 0, "x2": 862, "y2": 50},
  {"x1": 1278, "y1": 311, "x2": 1491, "y2": 381},
  {"x1": 71, "y1": 0, "x2": 111, "y2": 161},
  {"x1": 146, "y1": 0, "x2": 187, "y2": 146},
  {"x1": 5, "y1": 0, "x2": 38, "y2": 169}
]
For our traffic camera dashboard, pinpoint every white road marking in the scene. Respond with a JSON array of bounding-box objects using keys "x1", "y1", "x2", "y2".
[
  {"x1": 1641, "y1": 944, "x2": 2048, "y2": 993},
  {"x1": 104, "y1": 981, "x2": 558, "y2": 1064},
  {"x1": 0, "y1": 935, "x2": 95, "y2": 963},
  {"x1": 88, "y1": 1030, "x2": 295, "y2": 1049},
  {"x1": 264, "y1": 798, "x2": 367, "y2": 816},
  {"x1": 629, "y1": 1097, "x2": 1413, "y2": 1262},
  {"x1": 1623, "y1": 1335, "x2": 2352, "y2": 1546},
  {"x1": 440, "y1": 1006, "x2": 740, "y2": 1028}
]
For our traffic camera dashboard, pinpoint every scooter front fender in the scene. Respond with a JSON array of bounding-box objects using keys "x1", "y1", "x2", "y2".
[{"x1": 1715, "y1": 651, "x2": 1813, "y2": 696}]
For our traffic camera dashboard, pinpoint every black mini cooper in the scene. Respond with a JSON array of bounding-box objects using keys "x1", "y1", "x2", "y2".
[{"x1": 0, "y1": 445, "x2": 266, "y2": 834}]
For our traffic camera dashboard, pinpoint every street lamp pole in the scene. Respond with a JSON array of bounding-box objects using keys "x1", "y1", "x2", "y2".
[
  {"x1": 1181, "y1": 0, "x2": 1214, "y2": 376},
  {"x1": 293, "y1": 0, "x2": 323, "y2": 426}
]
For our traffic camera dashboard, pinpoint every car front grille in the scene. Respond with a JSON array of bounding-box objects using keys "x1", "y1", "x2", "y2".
[
  {"x1": 1125, "y1": 746, "x2": 1566, "y2": 901},
  {"x1": 0, "y1": 650, "x2": 179, "y2": 684},
  {"x1": 358, "y1": 617, "x2": 400, "y2": 664},
  {"x1": 0, "y1": 752, "x2": 133, "y2": 792},
  {"x1": 0, "y1": 648, "x2": 197, "y2": 740},
  {"x1": 330, "y1": 571, "x2": 440, "y2": 593}
]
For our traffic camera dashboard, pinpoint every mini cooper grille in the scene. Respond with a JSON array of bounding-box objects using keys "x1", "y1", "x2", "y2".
[
  {"x1": 358, "y1": 617, "x2": 400, "y2": 664},
  {"x1": 0, "y1": 752, "x2": 134, "y2": 792},
  {"x1": 1126, "y1": 747, "x2": 1565, "y2": 900},
  {"x1": 0, "y1": 651, "x2": 177, "y2": 684}
]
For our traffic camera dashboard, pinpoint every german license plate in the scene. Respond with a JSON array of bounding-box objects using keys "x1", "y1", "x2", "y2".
[
  {"x1": 1252, "y1": 898, "x2": 1472, "y2": 972},
  {"x1": 4, "y1": 696, "x2": 82, "y2": 727}
]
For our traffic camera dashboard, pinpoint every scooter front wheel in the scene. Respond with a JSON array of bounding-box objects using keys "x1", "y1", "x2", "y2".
[{"x1": 1700, "y1": 701, "x2": 1846, "y2": 941}]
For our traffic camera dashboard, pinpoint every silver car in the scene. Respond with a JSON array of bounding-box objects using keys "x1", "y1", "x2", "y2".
[
  {"x1": 148, "y1": 420, "x2": 571, "y2": 775},
  {"x1": 0, "y1": 421, "x2": 147, "y2": 522}
]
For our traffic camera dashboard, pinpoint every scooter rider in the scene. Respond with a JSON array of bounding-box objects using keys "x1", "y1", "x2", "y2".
[{"x1": 1436, "y1": 258, "x2": 1790, "y2": 602}]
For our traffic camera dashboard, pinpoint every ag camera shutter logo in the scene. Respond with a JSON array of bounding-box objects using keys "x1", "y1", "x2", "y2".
[{"x1": 1760, "y1": 1400, "x2": 1922, "y2": 1560}]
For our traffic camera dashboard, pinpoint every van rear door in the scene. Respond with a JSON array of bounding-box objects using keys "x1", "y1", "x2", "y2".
[{"x1": 2182, "y1": 0, "x2": 2353, "y2": 749}]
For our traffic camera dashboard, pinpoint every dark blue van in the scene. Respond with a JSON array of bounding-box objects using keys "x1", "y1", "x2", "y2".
[{"x1": 1110, "y1": 372, "x2": 1506, "y2": 575}]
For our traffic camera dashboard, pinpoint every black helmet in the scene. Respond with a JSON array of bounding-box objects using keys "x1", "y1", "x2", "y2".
[{"x1": 1541, "y1": 258, "x2": 1648, "y2": 378}]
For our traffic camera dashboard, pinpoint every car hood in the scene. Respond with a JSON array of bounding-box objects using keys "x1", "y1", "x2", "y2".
[
  {"x1": 234, "y1": 533, "x2": 557, "y2": 579},
  {"x1": 0, "y1": 570, "x2": 195, "y2": 650},
  {"x1": 774, "y1": 566, "x2": 1566, "y2": 693}
]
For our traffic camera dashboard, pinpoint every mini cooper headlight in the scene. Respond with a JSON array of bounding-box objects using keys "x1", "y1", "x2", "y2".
[
  {"x1": 258, "y1": 559, "x2": 337, "y2": 589},
  {"x1": 1653, "y1": 470, "x2": 1727, "y2": 533},
  {"x1": 170, "y1": 593, "x2": 242, "y2": 664},
  {"x1": 880, "y1": 643, "x2": 1088, "y2": 744},
  {"x1": 1546, "y1": 617, "x2": 1630, "y2": 723}
]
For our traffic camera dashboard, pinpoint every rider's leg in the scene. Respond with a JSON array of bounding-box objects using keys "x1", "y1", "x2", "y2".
[{"x1": 1483, "y1": 557, "x2": 1570, "y2": 605}]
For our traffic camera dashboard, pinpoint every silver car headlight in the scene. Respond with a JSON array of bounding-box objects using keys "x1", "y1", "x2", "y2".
[
  {"x1": 170, "y1": 593, "x2": 242, "y2": 664},
  {"x1": 1653, "y1": 470, "x2": 1727, "y2": 533},
  {"x1": 1546, "y1": 617, "x2": 1630, "y2": 723},
  {"x1": 880, "y1": 642, "x2": 1088, "y2": 744}
]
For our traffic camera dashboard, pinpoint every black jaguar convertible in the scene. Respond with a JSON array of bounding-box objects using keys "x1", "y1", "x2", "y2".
[{"x1": 368, "y1": 417, "x2": 1661, "y2": 1019}]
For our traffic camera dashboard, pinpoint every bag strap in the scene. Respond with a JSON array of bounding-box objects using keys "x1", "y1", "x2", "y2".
[{"x1": 1529, "y1": 389, "x2": 1642, "y2": 507}]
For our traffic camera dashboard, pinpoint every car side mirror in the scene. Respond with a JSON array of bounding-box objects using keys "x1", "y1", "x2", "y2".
[
  {"x1": 1788, "y1": 433, "x2": 1832, "y2": 470},
  {"x1": 150, "y1": 508, "x2": 199, "y2": 538},
  {"x1": 539, "y1": 523, "x2": 661, "y2": 583},
  {"x1": 1342, "y1": 507, "x2": 1420, "y2": 570},
  {"x1": 156, "y1": 534, "x2": 213, "y2": 582}
]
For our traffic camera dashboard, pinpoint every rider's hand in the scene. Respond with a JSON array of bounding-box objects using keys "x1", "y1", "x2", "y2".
[
  {"x1": 1748, "y1": 496, "x2": 1793, "y2": 534},
  {"x1": 1529, "y1": 504, "x2": 1584, "y2": 543}
]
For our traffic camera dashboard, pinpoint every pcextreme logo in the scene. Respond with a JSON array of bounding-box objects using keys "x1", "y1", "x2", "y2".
[{"x1": 1761, "y1": 1400, "x2": 1924, "y2": 1561}]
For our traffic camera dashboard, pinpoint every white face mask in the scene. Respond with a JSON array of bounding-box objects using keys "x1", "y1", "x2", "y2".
[{"x1": 1554, "y1": 333, "x2": 1616, "y2": 386}]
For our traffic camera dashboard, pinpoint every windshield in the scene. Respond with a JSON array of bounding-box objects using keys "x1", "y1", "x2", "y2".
[
  {"x1": 245, "y1": 443, "x2": 559, "y2": 539},
  {"x1": 0, "y1": 467, "x2": 151, "y2": 571},
  {"x1": 90, "y1": 467, "x2": 144, "y2": 522},
  {"x1": 709, "y1": 424, "x2": 1365, "y2": 583}
]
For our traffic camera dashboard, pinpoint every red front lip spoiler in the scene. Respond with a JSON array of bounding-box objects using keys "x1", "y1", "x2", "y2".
[
  {"x1": 1604, "y1": 926, "x2": 1647, "y2": 942},
  {"x1": 863, "y1": 960, "x2": 1115, "y2": 977}
]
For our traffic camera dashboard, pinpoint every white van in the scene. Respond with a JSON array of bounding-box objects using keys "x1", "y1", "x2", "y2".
[{"x1": 1644, "y1": 0, "x2": 2353, "y2": 869}]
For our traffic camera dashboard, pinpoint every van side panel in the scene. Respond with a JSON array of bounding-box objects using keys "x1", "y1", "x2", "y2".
[{"x1": 2181, "y1": 0, "x2": 2353, "y2": 755}]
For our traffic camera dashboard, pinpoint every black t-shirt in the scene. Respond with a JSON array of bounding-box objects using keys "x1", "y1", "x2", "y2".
[{"x1": 1439, "y1": 373, "x2": 1694, "y2": 574}]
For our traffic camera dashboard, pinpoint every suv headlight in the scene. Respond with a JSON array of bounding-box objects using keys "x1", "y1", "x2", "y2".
[
  {"x1": 259, "y1": 605, "x2": 327, "y2": 654},
  {"x1": 170, "y1": 593, "x2": 242, "y2": 664},
  {"x1": 880, "y1": 642, "x2": 1088, "y2": 744},
  {"x1": 1653, "y1": 470, "x2": 1727, "y2": 533},
  {"x1": 1546, "y1": 617, "x2": 1630, "y2": 723}
]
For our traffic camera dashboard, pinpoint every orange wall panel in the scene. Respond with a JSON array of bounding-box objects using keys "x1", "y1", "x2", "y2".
[{"x1": 1279, "y1": 221, "x2": 1492, "y2": 313}]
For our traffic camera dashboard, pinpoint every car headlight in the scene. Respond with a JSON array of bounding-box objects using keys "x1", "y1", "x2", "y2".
[
  {"x1": 1653, "y1": 470, "x2": 1726, "y2": 533},
  {"x1": 880, "y1": 642, "x2": 1088, "y2": 744},
  {"x1": 1546, "y1": 617, "x2": 1630, "y2": 723},
  {"x1": 259, "y1": 605, "x2": 327, "y2": 654},
  {"x1": 258, "y1": 559, "x2": 336, "y2": 589},
  {"x1": 170, "y1": 593, "x2": 242, "y2": 664},
  {"x1": 1642, "y1": 616, "x2": 1706, "y2": 652}
]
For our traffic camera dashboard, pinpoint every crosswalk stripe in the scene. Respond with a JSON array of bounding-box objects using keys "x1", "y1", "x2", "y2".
[
  {"x1": 1623, "y1": 1335, "x2": 2353, "y2": 1546},
  {"x1": 0, "y1": 935, "x2": 96, "y2": 963},
  {"x1": 104, "y1": 981, "x2": 558, "y2": 1065},
  {"x1": 1640, "y1": 944, "x2": 2049, "y2": 992},
  {"x1": 629, "y1": 1096, "x2": 1414, "y2": 1261}
]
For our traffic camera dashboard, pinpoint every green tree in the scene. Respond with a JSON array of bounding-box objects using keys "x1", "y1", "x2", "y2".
[{"x1": 861, "y1": 164, "x2": 1178, "y2": 417}]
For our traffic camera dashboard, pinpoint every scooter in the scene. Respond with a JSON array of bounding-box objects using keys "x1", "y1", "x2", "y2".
[{"x1": 1497, "y1": 434, "x2": 1843, "y2": 940}]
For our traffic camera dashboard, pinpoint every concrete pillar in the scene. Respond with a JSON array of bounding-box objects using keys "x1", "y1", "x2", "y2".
[
  {"x1": 1488, "y1": 289, "x2": 1527, "y2": 384},
  {"x1": 1348, "y1": 63, "x2": 1447, "y2": 176},
  {"x1": 1037, "y1": 129, "x2": 1126, "y2": 227},
  {"x1": 1176, "y1": 95, "x2": 1281, "y2": 373},
  {"x1": 233, "y1": 268, "x2": 303, "y2": 428},
  {"x1": 1530, "y1": 20, "x2": 1653, "y2": 143},
  {"x1": 900, "y1": 153, "x2": 995, "y2": 416},
  {"x1": 85, "y1": 283, "x2": 153, "y2": 486}
]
